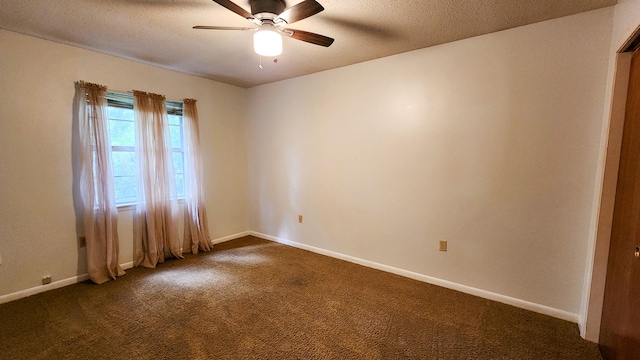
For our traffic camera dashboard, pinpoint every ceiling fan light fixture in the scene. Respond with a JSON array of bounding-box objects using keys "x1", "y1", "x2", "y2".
[{"x1": 254, "y1": 28, "x2": 282, "y2": 57}]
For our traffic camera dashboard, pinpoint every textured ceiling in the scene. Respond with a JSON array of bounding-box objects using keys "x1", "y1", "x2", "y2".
[{"x1": 0, "y1": 0, "x2": 617, "y2": 88}]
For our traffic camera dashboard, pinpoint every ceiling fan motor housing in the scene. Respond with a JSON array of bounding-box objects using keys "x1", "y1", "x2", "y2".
[{"x1": 249, "y1": 0, "x2": 285, "y2": 16}]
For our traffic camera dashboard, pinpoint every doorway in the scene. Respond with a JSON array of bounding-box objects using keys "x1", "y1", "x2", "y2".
[{"x1": 598, "y1": 45, "x2": 640, "y2": 359}]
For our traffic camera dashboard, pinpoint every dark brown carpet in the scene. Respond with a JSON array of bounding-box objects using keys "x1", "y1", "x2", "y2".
[{"x1": 0, "y1": 236, "x2": 601, "y2": 359}]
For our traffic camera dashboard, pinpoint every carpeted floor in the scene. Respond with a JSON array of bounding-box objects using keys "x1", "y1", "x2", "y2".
[{"x1": 0, "y1": 236, "x2": 602, "y2": 359}]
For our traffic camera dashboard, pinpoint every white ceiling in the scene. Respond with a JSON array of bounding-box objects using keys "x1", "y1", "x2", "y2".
[{"x1": 0, "y1": 0, "x2": 616, "y2": 88}]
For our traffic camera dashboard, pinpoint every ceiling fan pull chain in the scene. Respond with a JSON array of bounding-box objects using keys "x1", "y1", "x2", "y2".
[{"x1": 258, "y1": 55, "x2": 263, "y2": 69}]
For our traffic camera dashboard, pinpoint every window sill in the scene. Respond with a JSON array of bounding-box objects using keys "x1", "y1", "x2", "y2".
[
  {"x1": 116, "y1": 203, "x2": 137, "y2": 212},
  {"x1": 117, "y1": 198, "x2": 185, "y2": 212}
]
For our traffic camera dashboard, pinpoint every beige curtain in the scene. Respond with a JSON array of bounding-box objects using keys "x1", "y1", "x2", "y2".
[
  {"x1": 182, "y1": 99, "x2": 213, "y2": 253},
  {"x1": 76, "y1": 81, "x2": 125, "y2": 284},
  {"x1": 133, "y1": 91, "x2": 183, "y2": 268}
]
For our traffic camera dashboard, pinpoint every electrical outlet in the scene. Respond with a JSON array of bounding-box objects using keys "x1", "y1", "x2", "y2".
[
  {"x1": 79, "y1": 236, "x2": 87, "y2": 248},
  {"x1": 42, "y1": 276, "x2": 52, "y2": 285},
  {"x1": 439, "y1": 240, "x2": 447, "y2": 252},
  {"x1": 298, "y1": 215, "x2": 303, "y2": 223}
]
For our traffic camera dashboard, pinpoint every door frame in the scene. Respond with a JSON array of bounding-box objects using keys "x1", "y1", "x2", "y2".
[{"x1": 583, "y1": 25, "x2": 640, "y2": 342}]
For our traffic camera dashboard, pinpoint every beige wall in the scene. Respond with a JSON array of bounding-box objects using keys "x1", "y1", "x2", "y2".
[
  {"x1": 246, "y1": 8, "x2": 614, "y2": 317},
  {"x1": 0, "y1": 29, "x2": 249, "y2": 297},
  {"x1": 611, "y1": 0, "x2": 640, "y2": 48}
]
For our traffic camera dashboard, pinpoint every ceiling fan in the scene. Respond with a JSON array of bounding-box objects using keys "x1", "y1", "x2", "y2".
[{"x1": 194, "y1": 0, "x2": 334, "y2": 56}]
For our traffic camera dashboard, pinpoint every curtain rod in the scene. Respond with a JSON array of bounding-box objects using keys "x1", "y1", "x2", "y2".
[
  {"x1": 107, "y1": 88, "x2": 185, "y2": 104},
  {"x1": 76, "y1": 80, "x2": 184, "y2": 103},
  {"x1": 78, "y1": 80, "x2": 194, "y2": 104}
]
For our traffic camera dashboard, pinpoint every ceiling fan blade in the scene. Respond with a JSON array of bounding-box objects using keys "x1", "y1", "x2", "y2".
[
  {"x1": 193, "y1": 25, "x2": 254, "y2": 30},
  {"x1": 277, "y1": 0, "x2": 324, "y2": 25},
  {"x1": 211, "y1": 0, "x2": 254, "y2": 20},
  {"x1": 286, "y1": 29, "x2": 334, "y2": 47}
]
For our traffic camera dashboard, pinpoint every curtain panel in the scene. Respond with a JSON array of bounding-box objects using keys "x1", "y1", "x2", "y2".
[
  {"x1": 183, "y1": 99, "x2": 213, "y2": 253},
  {"x1": 133, "y1": 90, "x2": 183, "y2": 268},
  {"x1": 76, "y1": 81, "x2": 125, "y2": 284}
]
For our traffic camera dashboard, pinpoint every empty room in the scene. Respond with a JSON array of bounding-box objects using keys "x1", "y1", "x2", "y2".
[{"x1": 1, "y1": 0, "x2": 639, "y2": 358}]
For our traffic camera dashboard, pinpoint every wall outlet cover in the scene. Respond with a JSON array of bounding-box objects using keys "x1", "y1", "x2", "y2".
[{"x1": 439, "y1": 240, "x2": 448, "y2": 252}]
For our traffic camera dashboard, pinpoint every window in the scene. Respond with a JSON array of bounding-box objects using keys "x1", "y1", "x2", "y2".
[{"x1": 106, "y1": 92, "x2": 185, "y2": 205}]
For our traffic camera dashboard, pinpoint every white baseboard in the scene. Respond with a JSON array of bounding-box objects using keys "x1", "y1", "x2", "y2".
[
  {"x1": 578, "y1": 315, "x2": 586, "y2": 338},
  {"x1": 212, "y1": 231, "x2": 251, "y2": 245},
  {"x1": 0, "y1": 231, "x2": 250, "y2": 305},
  {"x1": 1, "y1": 229, "x2": 579, "y2": 324},
  {"x1": 250, "y1": 231, "x2": 579, "y2": 323},
  {"x1": 0, "y1": 274, "x2": 89, "y2": 305}
]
